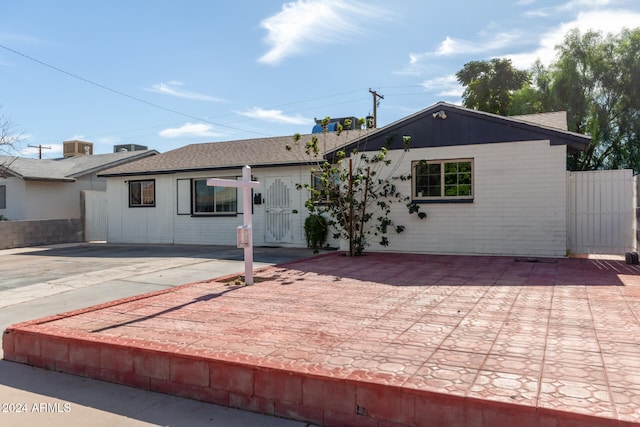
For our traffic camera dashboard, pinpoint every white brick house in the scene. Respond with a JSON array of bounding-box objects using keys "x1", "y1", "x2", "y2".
[{"x1": 100, "y1": 103, "x2": 590, "y2": 257}]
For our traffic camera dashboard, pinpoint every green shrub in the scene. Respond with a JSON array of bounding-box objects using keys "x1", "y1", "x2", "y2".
[{"x1": 304, "y1": 214, "x2": 328, "y2": 253}]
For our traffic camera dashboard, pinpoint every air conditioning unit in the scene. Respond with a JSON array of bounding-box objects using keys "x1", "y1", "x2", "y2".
[
  {"x1": 114, "y1": 144, "x2": 148, "y2": 153},
  {"x1": 63, "y1": 140, "x2": 93, "y2": 157}
]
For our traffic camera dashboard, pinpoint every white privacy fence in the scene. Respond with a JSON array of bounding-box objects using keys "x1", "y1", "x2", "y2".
[
  {"x1": 81, "y1": 190, "x2": 108, "y2": 242},
  {"x1": 567, "y1": 169, "x2": 637, "y2": 255}
]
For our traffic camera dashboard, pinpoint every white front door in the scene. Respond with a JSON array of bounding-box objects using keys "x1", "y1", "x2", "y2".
[{"x1": 264, "y1": 177, "x2": 293, "y2": 244}]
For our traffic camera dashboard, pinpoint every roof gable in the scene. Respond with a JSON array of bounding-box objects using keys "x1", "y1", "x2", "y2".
[{"x1": 333, "y1": 102, "x2": 590, "y2": 155}]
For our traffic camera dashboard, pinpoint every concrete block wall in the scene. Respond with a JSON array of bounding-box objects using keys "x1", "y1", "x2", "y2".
[{"x1": 0, "y1": 219, "x2": 83, "y2": 249}]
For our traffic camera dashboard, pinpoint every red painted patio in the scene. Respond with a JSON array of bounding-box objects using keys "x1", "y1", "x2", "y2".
[{"x1": 3, "y1": 253, "x2": 640, "y2": 426}]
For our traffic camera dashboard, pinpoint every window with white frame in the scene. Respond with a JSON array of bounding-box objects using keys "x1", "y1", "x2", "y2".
[
  {"x1": 129, "y1": 179, "x2": 155, "y2": 207},
  {"x1": 192, "y1": 178, "x2": 237, "y2": 215},
  {"x1": 413, "y1": 159, "x2": 473, "y2": 201}
]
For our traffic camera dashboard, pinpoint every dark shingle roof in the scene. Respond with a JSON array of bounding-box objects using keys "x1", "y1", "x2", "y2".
[{"x1": 99, "y1": 131, "x2": 373, "y2": 177}]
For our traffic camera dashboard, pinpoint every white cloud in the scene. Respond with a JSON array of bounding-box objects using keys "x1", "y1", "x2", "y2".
[
  {"x1": 420, "y1": 75, "x2": 463, "y2": 99},
  {"x1": 95, "y1": 136, "x2": 121, "y2": 145},
  {"x1": 393, "y1": 53, "x2": 428, "y2": 76},
  {"x1": 403, "y1": 4, "x2": 640, "y2": 77},
  {"x1": 159, "y1": 122, "x2": 225, "y2": 138},
  {"x1": 524, "y1": 9, "x2": 550, "y2": 17},
  {"x1": 507, "y1": 9, "x2": 640, "y2": 68},
  {"x1": 558, "y1": 0, "x2": 618, "y2": 11},
  {"x1": 237, "y1": 107, "x2": 312, "y2": 125},
  {"x1": 146, "y1": 81, "x2": 225, "y2": 102},
  {"x1": 0, "y1": 32, "x2": 43, "y2": 46},
  {"x1": 17, "y1": 140, "x2": 62, "y2": 158},
  {"x1": 397, "y1": 31, "x2": 524, "y2": 76},
  {"x1": 258, "y1": 0, "x2": 387, "y2": 65},
  {"x1": 436, "y1": 32, "x2": 522, "y2": 56},
  {"x1": 525, "y1": 0, "x2": 620, "y2": 17}
]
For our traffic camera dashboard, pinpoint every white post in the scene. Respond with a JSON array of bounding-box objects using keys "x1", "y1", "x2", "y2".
[
  {"x1": 206, "y1": 165, "x2": 260, "y2": 285},
  {"x1": 242, "y1": 165, "x2": 253, "y2": 285}
]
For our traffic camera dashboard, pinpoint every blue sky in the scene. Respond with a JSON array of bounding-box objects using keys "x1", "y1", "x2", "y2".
[{"x1": 1, "y1": 0, "x2": 639, "y2": 157}]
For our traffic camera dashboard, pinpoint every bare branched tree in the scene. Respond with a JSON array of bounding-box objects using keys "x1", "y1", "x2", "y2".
[
  {"x1": 0, "y1": 107, "x2": 23, "y2": 155},
  {"x1": 0, "y1": 107, "x2": 25, "y2": 179}
]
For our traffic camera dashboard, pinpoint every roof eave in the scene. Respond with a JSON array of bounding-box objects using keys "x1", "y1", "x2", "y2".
[
  {"x1": 98, "y1": 160, "x2": 310, "y2": 178},
  {"x1": 23, "y1": 176, "x2": 76, "y2": 182}
]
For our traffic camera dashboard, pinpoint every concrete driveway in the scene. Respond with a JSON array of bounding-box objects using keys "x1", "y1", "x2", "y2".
[{"x1": 0, "y1": 243, "x2": 318, "y2": 427}]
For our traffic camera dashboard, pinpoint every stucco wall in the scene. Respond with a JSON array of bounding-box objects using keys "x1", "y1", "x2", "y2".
[
  {"x1": 0, "y1": 177, "x2": 26, "y2": 220},
  {"x1": 0, "y1": 218, "x2": 83, "y2": 249},
  {"x1": 105, "y1": 166, "x2": 322, "y2": 248},
  {"x1": 0, "y1": 173, "x2": 107, "y2": 221}
]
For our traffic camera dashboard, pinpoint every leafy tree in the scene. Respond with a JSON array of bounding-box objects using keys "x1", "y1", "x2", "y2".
[
  {"x1": 456, "y1": 58, "x2": 530, "y2": 116},
  {"x1": 288, "y1": 118, "x2": 425, "y2": 256},
  {"x1": 551, "y1": 29, "x2": 640, "y2": 171},
  {"x1": 457, "y1": 28, "x2": 640, "y2": 172},
  {"x1": 508, "y1": 60, "x2": 555, "y2": 115}
]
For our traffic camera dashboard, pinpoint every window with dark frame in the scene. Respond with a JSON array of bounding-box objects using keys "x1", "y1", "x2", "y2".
[
  {"x1": 413, "y1": 159, "x2": 473, "y2": 201},
  {"x1": 129, "y1": 179, "x2": 155, "y2": 207},
  {"x1": 0, "y1": 184, "x2": 6, "y2": 209},
  {"x1": 310, "y1": 170, "x2": 340, "y2": 204},
  {"x1": 192, "y1": 178, "x2": 237, "y2": 215}
]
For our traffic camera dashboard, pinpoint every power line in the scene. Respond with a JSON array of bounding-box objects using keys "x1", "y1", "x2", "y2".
[
  {"x1": 27, "y1": 144, "x2": 51, "y2": 159},
  {"x1": 1, "y1": 43, "x2": 412, "y2": 144},
  {"x1": 81, "y1": 95, "x2": 373, "y2": 143},
  {"x1": 264, "y1": 89, "x2": 367, "y2": 110},
  {"x1": 0, "y1": 43, "x2": 273, "y2": 137}
]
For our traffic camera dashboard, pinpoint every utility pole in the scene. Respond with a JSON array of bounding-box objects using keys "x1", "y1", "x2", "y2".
[
  {"x1": 369, "y1": 88, "x2": 384, "y2": 128},
  {"x1": 28, "y1": 144, "x2": 51, "y2": 159}
]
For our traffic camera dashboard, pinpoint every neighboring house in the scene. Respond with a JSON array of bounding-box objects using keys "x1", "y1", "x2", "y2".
[
  {"x1": 99, "y1": 102, "x2": 590, "y2": 257},
  {"x1": 0, "y1": 150, "x2": 158, "y2": 220}
]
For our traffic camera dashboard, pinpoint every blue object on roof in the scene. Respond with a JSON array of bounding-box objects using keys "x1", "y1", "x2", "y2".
[{"x1": 312, "y1": 122, "x2": 340, "y2": 133}]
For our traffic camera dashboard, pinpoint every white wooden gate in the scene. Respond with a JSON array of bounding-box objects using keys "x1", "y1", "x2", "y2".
[
  {"x1": 567, "y1": 170, "x2": 636, "y2": 255},
  {"x1": 82, "y1": 190, "x2": 108, "y2": 241},
  {"x1": 264, "y1": 177, "x2": 293, "y2": 244}
]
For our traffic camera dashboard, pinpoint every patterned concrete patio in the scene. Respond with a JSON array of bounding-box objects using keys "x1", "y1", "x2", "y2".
[{"x1": 3, "y1": 252, "x2": 640, "y2": 426}]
